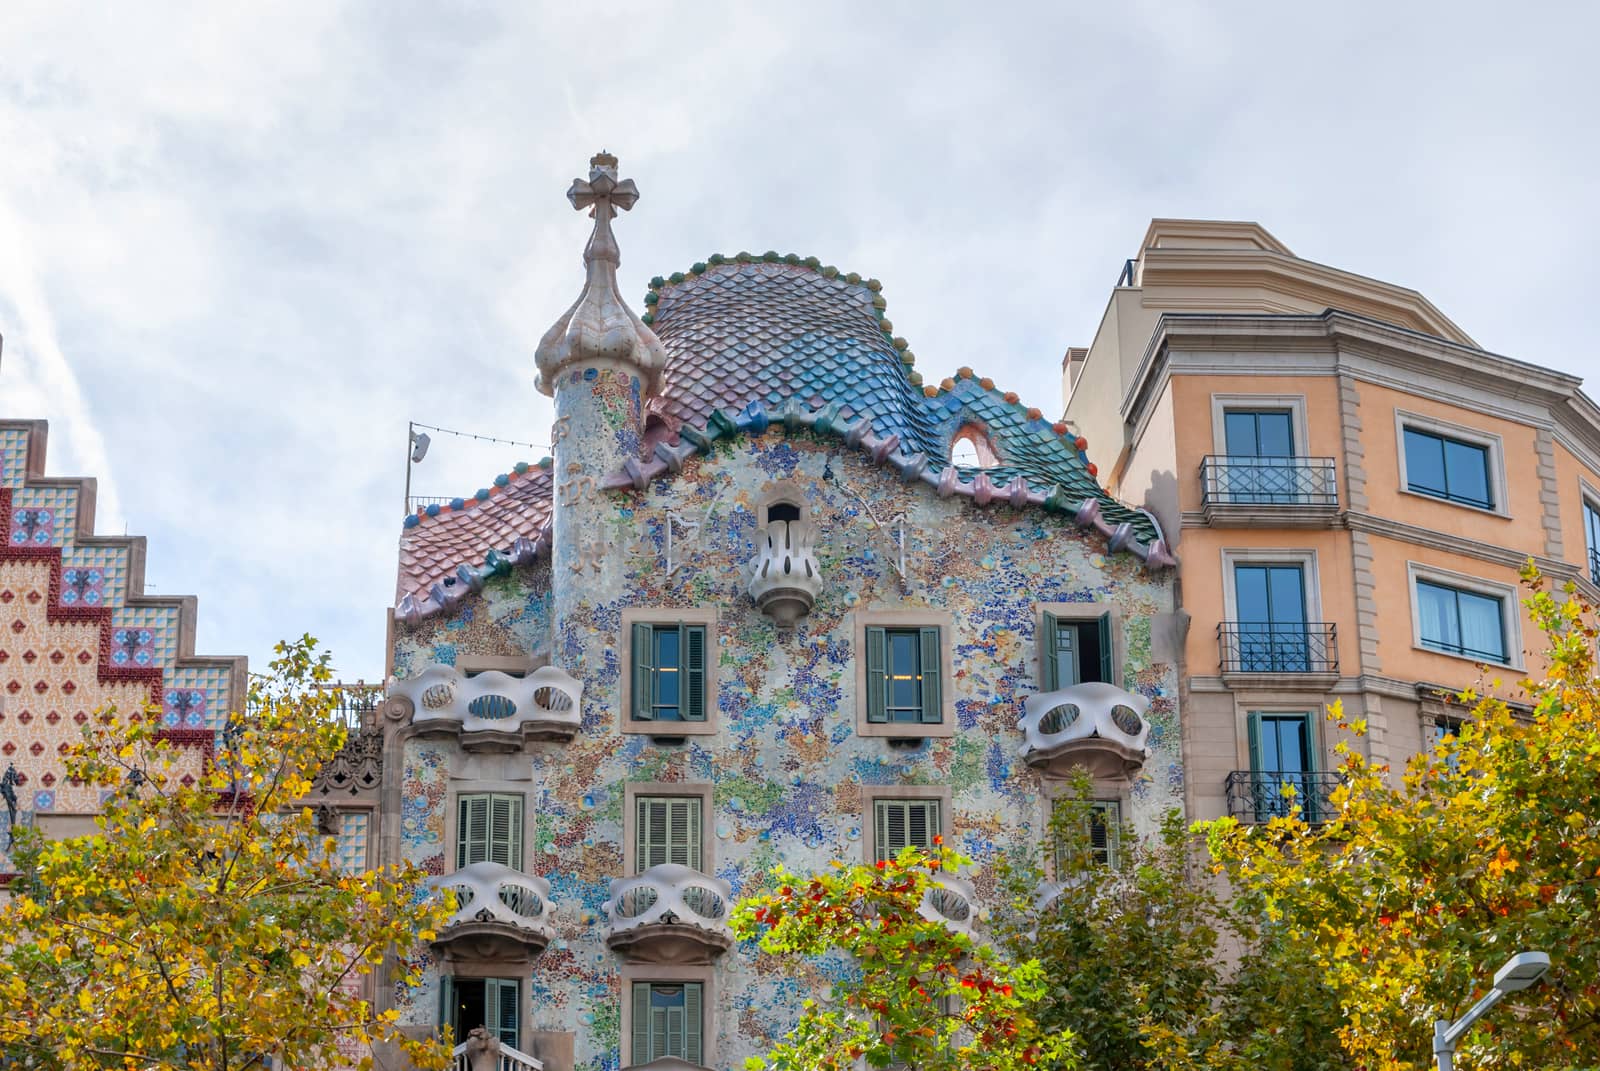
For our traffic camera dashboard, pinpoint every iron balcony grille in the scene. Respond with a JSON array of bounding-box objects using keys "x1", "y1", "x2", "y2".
[
  {"x1": 1225, "y1": 769, "x2": 1343, "y2": 825},
  {"x1": 1199, "y1": 456, "x2": 1338, "y2": 508},
  {"x1": 1218, "y1": 622, "x2": 1337, "y2": 674},
  {"x1": 1590, "y1": 546, "x2": 1600, "y2": 587}
]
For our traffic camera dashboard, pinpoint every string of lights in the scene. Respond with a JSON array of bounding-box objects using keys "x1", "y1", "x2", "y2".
[{"x1": 409, "y1": 421, "x2": 551, "y2": 452}]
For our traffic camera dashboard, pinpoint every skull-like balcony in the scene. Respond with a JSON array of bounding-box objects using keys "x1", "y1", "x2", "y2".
[
  {"x1": 430, "y1": 862, "x2": 555, "y2": 962},
  {"x1": 1018, "y1": 681, "x2": 1151, "y2": 779},
  {"x1": 920, "y1": 874, "x2": 978, "y2": 938},
  {"x1": 602, "y1": 863, "x2": 733, "y2": 964},
  {"x1": 748, "y1": 520, "x2": 822, "y2": 628},
  {"x1": 386, "y1": 665, "x2": 583, "y2": 750}
]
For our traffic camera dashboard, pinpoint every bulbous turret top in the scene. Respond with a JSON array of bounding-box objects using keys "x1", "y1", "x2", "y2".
[{"x1": 534, "y1": 151, "x2": 668, "y2": 395}]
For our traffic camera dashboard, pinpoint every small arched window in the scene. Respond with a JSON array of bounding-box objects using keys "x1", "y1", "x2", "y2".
[{"x1": 949, "y1": 423, "x2": 1000, "y2": 468}]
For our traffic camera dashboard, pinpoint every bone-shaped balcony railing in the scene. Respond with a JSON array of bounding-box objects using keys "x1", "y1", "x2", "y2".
[
  {"x1": 386, "y1": 664, "x2": 583, "y2": 742},
  {"x1": 748, "y1": 519, "x2": 822, "y2": 627},
  {"x1": 602, "y1": 863, "x2": 734, "y2": 958},
  {"x1": 920, "y1": 874, "x2": 978, "y2": 937},
  {"x1": 431, "y1": 861, "x2": 555, "y2": 948},
  {"x1": 1018, "y1": 681, "x2": 1152, "y2": 777}
]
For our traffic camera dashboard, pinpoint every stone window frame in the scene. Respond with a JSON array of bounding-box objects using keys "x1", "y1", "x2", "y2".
[
  {"x1": 1038, "y1": 777, "x2": 1128, "y2": 880},
  {"x1": 1219, "y1": 547, "x2": 1326, "y2": 626},
  {"x1": 618, "y1": 962, "x2": 716, "y2": 1070},
  {"x1": 619, "y1": 607, "x2": 720, "y2": 736},
  {"x1": 621, "y1": 781, "x2": 716, "y2": 876},
  {"x1": 1405, "y1": 561, "x2": 1523, "y2": 670},
  {"x1": 1209, "y1": 393, "x2": 1312, "y2": 457},
  {"x1": 1393, "y1": 408, "x2": 1510, "y2": 518},
  {"x1": 852, "y1": 609, "x2": 957, "y2": 739},
  {"x1": 443, "y1": 781, "x2": 531, "y2": 877},
  {"x1": 756, "y1": 478, "x2": 811, "y2": 528},
  {"x1": 862, "y1": 783, "x2": 953, "y2": 865},
  {"x1": 1035, "y1": 601, "x2": 1124, "y2": 689},
  {"x1": 456, "y1": 654, "x2": 545, "y2": 678}
]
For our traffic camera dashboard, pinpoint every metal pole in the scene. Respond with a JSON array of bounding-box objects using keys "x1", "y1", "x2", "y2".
[
  {"x1": 1433, "y1": 1020, "x2": 1454, "y2": 1071},
  {"x1": 404, "y1": 421, "x2": 414, "y2": 515}
]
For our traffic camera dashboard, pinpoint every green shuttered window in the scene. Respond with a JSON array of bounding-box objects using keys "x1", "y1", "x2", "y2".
[
  {"x1": 632, "y1": 981, "x2": 703, "y2": 1066},
  {"x1": 1051, "y1": 799, "x2": 1122, "y2": 872},
  {"x1": 456, "y1": 793, "x2": 523, "y2": 871},
  {"x1": 440, "y1": 976, "x2": 519, "y2": 1050},
  {"x1": 873, "y1": 798, "x2": 942, "y2": 863},
  {"x1": 865, "y1": 625, "x2": 942, "y2": 723},
  {"x1": 631, "y1": 622, "x2": 708, "y2": 722},
  {"x1": 1041, "y1": 611, "x2": 1114, "y2": 689},
  {"x1": 635, "y1": 795, "x2": 703, "y2": 873}
]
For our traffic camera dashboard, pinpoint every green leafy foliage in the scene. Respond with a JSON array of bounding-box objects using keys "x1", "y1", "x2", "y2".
[
  {"x1": 731, "y1": 843, "x2": 1077, "y2": 1070},
  {"x1": 0, "y1": 637, "x2": 452, "y2": 1071},
  {"x1": 1205, "y1": 565, "x2": 1600, "y2": 1070}
]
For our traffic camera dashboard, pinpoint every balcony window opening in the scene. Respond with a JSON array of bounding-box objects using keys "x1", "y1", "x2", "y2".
[
  {"x1": 1053, "y1": 799, "x2": 1121, "y2": 872},
  {"x1": 1585, "y1": 500, "x2": 1600, "y2": 585},
  {"x1": 766, "y1": 500, "x2": 802, "y2": 524},
  {"x1": 636, "y1": 795, "x2": 702, "y2": 873},
  {"x1": 1417, "y1": 579, "x2": 1507, "y2": 664},
  {"x1": 1042, "y1": 612, "x2": 1113, "y2": 688},
  {"x1": 949, "y1": 423, "x2": 999, "y2": 469},
  {"x1": 631, "y1": 622, "x2": 707, "y2": 722},
  {"x1": 1248, "y1": 713, "x2": 1316, "y2": 823},
  {"x1": 441, "y1": 976, "x2": 519, "y2": 1051},
  {"x1": 1403, "y1": 426, "x2": 1493, "y2": 510},
  {"x1": 1230, "y1": 564, "x2": 1314, "y2": 672},
  {"x1": 873, "y1": 798, "x2": 942, "y2": 863},
  {"x1": 865, "y1": 626, "x2": 943, "y2": 725},
  {"x1": 631, "y1": 981, "x2": 704, "y2": 1067},
  {"x1": 457, "y1": 793, "x2": 523, "y2": 871}
]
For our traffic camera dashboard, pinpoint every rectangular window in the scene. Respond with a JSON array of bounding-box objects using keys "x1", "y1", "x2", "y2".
[
  {"x1": 865, "y1": 626, "x2": 942, "y2": 723},
  {"x1": 631, "y1": 981, "x2": 703, "y2": 1066},
  {"x1": 1403, "y1": 426, "x2": 1494, "y2": 510},
  {"x1": 872, "y1": 798, "x2": 942, "y2": 863},
  {"x1": 630, "y1": 622, "x2": 707, "y2": 722},
  {"x1": 1052, "y1": 800, "x2": 1121, "y2": 872},
  {"x1": 1231, "y1": 563, "x2": 1311, "y2": 672},
  {"x1": 635, "y1": 796, "x2": 703, "y2": 874},
  {"x1": 1416, "y1": 579, "x2": 1507, "y2": 663},
  {"x1": 1224, "y1": 409, "x2": 1296, "y2": 459},
  {"x1": 1585, "y1": 499, "x2": 1600, "y2": 585},
  {"x1": 1248, "y1": 713, "x2": 1316, "y2": 822},
  {"x1": 456, "y1": 793, "x2": 523, "y2": 871},
  {"x1": 441, "y1": 976, "x2": 519, "y2": 1050},
  {"x1": 1042, "y1": 612, "x2": 1113, "y2": 689}
]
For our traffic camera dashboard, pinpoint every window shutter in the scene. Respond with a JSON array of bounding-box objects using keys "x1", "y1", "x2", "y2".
[
  {"x1": 489, "y1": 978, "x2": 519, "y2": 1049},
  {"x1": 638, "y1": 798, "x2": 668, "y2": 873},
  {"x1": 683, "y1": 625, "x2": 707, "y2": 721},
  {"x1": 1041, "y1": 613, "x2": 1060, "y2": 690},
  {"x1": 667, "y1": 797, "x2": 702, "y2": 871},
  {"x1": 439, "y1": 974, "x2": 455, "y2": 1041},
  {"x1": 632, "y1": 983, "x2": 651, "y2": 1063},
  {"x1": 458, "y1": 795, "x2": 490, "y2": 868},
  {"x1": 1097, "y1": 612, "x2": 1115, "y2": 685},
  {"x1": 1247, "y1": 714, "x2": 1263, "y2": 773},
  {"x1": 685, "y1": 982, "x2": 703, "y2": 1066},
  {"x1": 865, "y1": 626, "x2": 888, "y2": 722},
  {"x1": 876, "y1": 799, "x2": 917, "y2": 861},
  {"x1": 918, "y1": 627, "x2": 943, "y2": 723},
  {"x1": 632, "y1": 623, "x2": 655, "y2": 720},
  {"x1": 1090, "y1": 802, "x2": 1120, "y2": 867},
  {"x1": 489, "y1": 795, "x2": 522, "y2": 870}
]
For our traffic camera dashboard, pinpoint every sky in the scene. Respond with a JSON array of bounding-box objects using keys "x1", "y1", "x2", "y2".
[{"x1": 2, "y1": 1, "x2": 1597, "y2": 680}]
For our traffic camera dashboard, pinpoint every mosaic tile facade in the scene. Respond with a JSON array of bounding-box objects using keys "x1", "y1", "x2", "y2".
[{"x1": 0, "y1": 419, "x2": 246, "y2": 875}]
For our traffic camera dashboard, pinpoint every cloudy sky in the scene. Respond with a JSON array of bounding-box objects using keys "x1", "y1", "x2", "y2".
[{"x1": 2, "y1": 2, "x2": 1596, "y2": 680}]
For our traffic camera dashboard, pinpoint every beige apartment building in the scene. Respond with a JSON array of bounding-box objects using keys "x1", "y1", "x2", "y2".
[{"x1": 1064, "y1": 220, "x2": 1600, "y2": 825}]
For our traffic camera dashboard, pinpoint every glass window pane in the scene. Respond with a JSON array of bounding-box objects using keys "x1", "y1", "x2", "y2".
[
  {"x1": 1457, "y1": 590, "x2": 1505, "y2": 661},
  {"x1": 1224, "y1": 411, "x2": 1260, "y2": 456},
  {"x1": 654, "y1": 629, "x2": 680, "y2": 669},
  {"x1": 656, "y1": 669, "x2": 679, "y2": 709},
  {"x1": 1266, "y1": 566, "x2": 1307, "y2": 627},
  {"x1": 1443, "y1": 438, "x2": 1491, "y2": 508},
  {"x1": 889, "y1": 631, "x2": 917, "y2": 673},
  {"x1": 1404, "y1": 429, "x2": 1448, "y2": 497},
  {"x1": 1256, "y1": 412, "x2": 1294, "y2": 458},
  {"x1": 1417, "y1": 581, "x2": 1462, "y2": 653},
  {"x1": 1234, "y1": 566, "x2": 1270, "y2": 623}
]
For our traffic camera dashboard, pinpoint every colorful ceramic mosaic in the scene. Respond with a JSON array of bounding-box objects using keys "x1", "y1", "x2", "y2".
[
  {"x1": 0, "y1": 419, "x2": 246, "y2": 876},
  {"x1": 382, "y1": 156, "x2": 1186, "y2": 1071}
]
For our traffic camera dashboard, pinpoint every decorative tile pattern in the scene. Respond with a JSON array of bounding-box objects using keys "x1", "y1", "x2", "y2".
[
  {"x1": 167, "y1": 665, "x2": 235, "y2": 728},
  {"x1": 336, "y1": 810, "x2": 370, "y2": 874},
  {"x1": 110, "y1": 606, "x2": 180, "y2": 669},
  {"x1": 0, "y1": 427, "x2": 31, "y2": 488},
  {"x1": 62, "y1": 546, "x2": 131, "y2": 609},
  {"x1": 397, "y1": 465, "x2": 554, "y2": 603},
  {"x1": 11, "y1": 485, "x2": 78, "y2": 546}
]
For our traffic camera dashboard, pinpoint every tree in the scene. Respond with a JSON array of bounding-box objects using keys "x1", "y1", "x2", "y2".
[
  {"x1": 0, "y1": 637, "x2": 452, "y2": 1071},
  {"x1": 730, "y1": 842, "x2": 1078, "y2": 1071},
  {"x1": 992, "y1": 778, "x2": 1345, "y2": 1071},
  {"x1": 1204, "y1": 565, "x2": 1600, "y2": 1070}
]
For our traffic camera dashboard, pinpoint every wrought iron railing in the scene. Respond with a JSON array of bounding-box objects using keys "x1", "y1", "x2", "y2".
[
  {"x1": 313, "y1": 681, "x2": 382, "y2": 728},
  {"x1": 1200, "y1": 456, "x2": 1338, "y2": 508},
  {"x1": 408, "y1": 495, "x2": 455, "y2": 510},
  {"x1": 1117, "y1": 258, "x2": 1138, "y2": 287},
  {"x1": 1218, "y1": 622, "x2": 1337, "y2": 674},
  {"x1": 1589, "y1": 546, "x2": 1600, "y2": 587},
  {"x1": 1226, "y1": 770, "x2": 1343, "y2": 825}
]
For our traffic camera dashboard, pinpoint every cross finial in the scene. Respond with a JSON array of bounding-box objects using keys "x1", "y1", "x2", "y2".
[{"x1": 565, "y1": 151, "x2": 639, "y2": 269}]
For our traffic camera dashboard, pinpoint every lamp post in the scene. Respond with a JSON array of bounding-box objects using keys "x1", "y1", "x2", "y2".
[
  {"x1": 404, "y1": 422, "x2": 430, "y2": 513},
  {"x1": 1433, "y1": 951, "x2": 1550, "y2": 1071}
]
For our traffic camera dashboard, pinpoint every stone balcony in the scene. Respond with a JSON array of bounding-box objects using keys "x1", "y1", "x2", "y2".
[
  {"x1": 747, "y1": 519, "x2": 822, "y2": 628},
  {"x1": 920, "y1": 874, "x2": 978, "y2": 938},
  {"x1": 602, "y1": 863, "x2": 734, "y2": 964},
  {"x1": 385, "y1": 664, "x2": 583, "y2": 749},
  {"x1": 430, "y1": 861, "x2": 555, "y2": 961},
  {"x1": 1017, "y1": 681, "x2": 1151, "y2": 779}
]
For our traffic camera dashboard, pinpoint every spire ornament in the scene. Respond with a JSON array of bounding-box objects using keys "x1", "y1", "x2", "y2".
[{"x1": 535, "y1": 151, "x2": 668, "y2": 395}]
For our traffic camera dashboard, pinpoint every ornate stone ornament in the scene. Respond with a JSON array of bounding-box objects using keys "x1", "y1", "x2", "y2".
[{"x1": 1018, "y1": 681, "x2": 1152, "y2": 779}]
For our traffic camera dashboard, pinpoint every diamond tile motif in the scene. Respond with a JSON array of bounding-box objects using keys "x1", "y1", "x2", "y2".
[
  {"x1": 12, "y1": 485, "x2": 78, "y2": 546},
  {"x1": 337, "y1": 810, "x2": 370, "y2": 874},
  {"x1": 110, "y1": 606, "x2": 180, "y2": 669},
  {"x1": 166, "y1": 664, "x2": 235, "y2": 728},
  {"x1": 0, "y1": 428, "x2": 30, "y2": 489},
  {"x1": 61, "y1": 545, "x2": 130, "y2": 609}
]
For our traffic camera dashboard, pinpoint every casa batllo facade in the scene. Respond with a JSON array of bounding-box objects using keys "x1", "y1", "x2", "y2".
[{"x1": 376, "y1": 155, "x2": 1185, "y2": 1071}]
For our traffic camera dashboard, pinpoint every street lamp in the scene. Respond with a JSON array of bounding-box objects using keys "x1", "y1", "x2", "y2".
[{"x1": 1433, "y1": 950, "x2": 1550, "y2": 1071}]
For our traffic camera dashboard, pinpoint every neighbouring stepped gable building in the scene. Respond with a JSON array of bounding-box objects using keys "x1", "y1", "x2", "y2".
[
  {"x1": 1064, "y1": 219, "x2": 1600, "y2": 829},
  {"x1": 0, "y1": 418, "x2": 247, "y2": 877},
  {"x1": 376, "y1": 154, "x2": 1185, "y2": 1071}
]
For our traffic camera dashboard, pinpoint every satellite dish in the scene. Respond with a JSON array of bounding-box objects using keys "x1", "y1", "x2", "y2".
[{"x1": 410, "y1": 431, "x2": 431, "y2": 463}]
